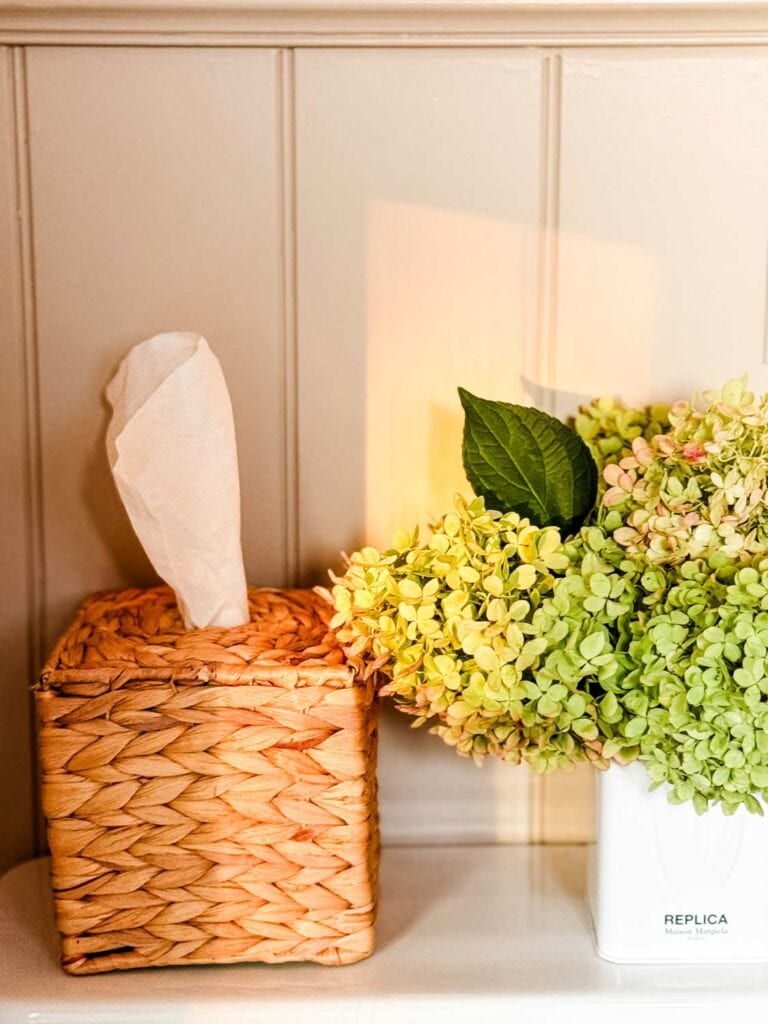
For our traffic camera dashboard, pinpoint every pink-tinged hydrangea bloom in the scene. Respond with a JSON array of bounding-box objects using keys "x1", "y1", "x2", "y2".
[
  {"x1": 577, "y1": 378, "x2": 768, "y2": 565},
  {"x1": 682, "y1": 442, "x2": 707, "y2": 464}
]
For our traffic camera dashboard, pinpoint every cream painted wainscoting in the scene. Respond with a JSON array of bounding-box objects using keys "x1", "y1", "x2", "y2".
[
  {"x1": 0, "y1": 46, "x2": 37, "y2": 874},
  {"x1": 2, "y1": 2, "x2": 768, "y2": 872}
]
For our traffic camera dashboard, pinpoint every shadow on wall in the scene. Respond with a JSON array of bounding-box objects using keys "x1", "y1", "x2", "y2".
[
  {"x1": 83, "y1": 390, "x2": 156, "y2": 585},
  {"x1": 377, "y1": 700, "x2": 531, "y2": 845}
]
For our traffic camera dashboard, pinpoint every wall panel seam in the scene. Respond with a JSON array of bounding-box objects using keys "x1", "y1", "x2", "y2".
[
  {"x1": 9, "y1": 44, "x2": 46, "y2": 852},
  {"x1": 536, "y1": 51, "x2": 562, "y2": 417},
  {"x1": 529, "y1": 50, "x2": 562, "y2": 844},
  {"x1": 278, "y1": 48, "x2": 300, "y2": 585}
]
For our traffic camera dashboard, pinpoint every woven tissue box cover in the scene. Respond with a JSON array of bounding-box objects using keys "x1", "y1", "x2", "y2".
[{"x1": 36, "y1": 586, "x2": 379, "y2": 974}]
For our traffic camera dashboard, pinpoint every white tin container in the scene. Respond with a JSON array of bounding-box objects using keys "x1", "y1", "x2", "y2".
[{"x1": 590, "y1": 762, "x2": 768, "y2": 964}]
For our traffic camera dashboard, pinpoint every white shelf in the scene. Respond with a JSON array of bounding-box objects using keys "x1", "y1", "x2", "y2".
[{"x1": 2, "y1": 846, "x2": 768, "y2": 1023}]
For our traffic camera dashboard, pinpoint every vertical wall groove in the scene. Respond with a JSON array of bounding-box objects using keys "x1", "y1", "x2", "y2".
[
  {"x1": 10, "y1": 45, "x2": 46, "y2": 852},
  {"x1": 535, "y1": 51, "x2": 562, "y2": 416},
  {"x1": 278, "y1": 48, "x2": 300, "y2": 586},
  {"x1": 529, "y1": 51, "x2": 562, "y2": 844}
]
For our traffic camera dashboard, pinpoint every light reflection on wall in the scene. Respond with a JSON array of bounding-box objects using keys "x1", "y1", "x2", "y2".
[
  {"x1": 364, "y1": 199, "x2": 537, "y2": 843},
  {"x1": 364, "y1": 200, "x2": 536, "y2": 548},
  {"x1": 361, "y1": 202, "x2": 671, "y2": 844}
]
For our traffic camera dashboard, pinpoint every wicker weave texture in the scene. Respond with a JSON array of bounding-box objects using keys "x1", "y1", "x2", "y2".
[{"x1": 36, "y1": 587, "x2": 379, "y2": 974}]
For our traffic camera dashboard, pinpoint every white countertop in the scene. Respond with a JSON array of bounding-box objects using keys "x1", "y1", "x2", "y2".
[{"x1": 2, "y1": 845, "x2": 768, "y2": 1023}]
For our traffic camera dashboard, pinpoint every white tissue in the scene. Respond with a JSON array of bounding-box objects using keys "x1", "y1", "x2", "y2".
[{"x1": 106, "y1": 331, "x2": 249, "y2": 630}]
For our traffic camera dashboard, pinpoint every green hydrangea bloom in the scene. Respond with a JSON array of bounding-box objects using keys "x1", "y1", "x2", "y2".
[
  {"x1": 331, "y1": 379, "x2": 768, "y2": 816},
  {"x1": 598, "y1": 558, "x2": 768, "y2": 815},
  {"x1": 331, "y1": 495, "x2": 617, "y2": 771}
]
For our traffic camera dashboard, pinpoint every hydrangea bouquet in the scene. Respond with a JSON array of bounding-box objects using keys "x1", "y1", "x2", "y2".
[{"x1": 326, "y1": 379, "x2": 768, "y2": 816}]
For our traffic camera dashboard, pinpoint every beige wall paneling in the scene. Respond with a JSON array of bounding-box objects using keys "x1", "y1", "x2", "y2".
[
  {"x1": 0, "y1": 47, "x2": 37, "y2": 874},
  {"x1": 538, "y1": 48, "x2": 768, "y2": 841},
  {"x1": 25, "y1": 46, "x2": 289, "y2": 654},
  {"x1": 296, "y1": 48, "x2": 543, "y2": 843},
  {"x1": 9, "y1": 39, "x2": 765, "y2": 866},
  {"x1": 4, "y1": 3, "x2": 768, "y2": 47}
]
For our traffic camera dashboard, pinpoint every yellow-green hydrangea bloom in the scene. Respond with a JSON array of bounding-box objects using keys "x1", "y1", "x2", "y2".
[{"x1": 329, "y1": 495, "x2": 635, "y2": 772}]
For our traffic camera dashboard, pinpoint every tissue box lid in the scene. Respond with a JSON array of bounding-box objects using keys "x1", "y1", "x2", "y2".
[{"x1": 40, "y1": 586, "x2": 355, "y2": 695}]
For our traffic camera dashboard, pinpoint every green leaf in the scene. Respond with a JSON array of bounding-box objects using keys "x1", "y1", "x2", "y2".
[{"x1": 459, "y1": 388, "x2": 598, "y2": 534}]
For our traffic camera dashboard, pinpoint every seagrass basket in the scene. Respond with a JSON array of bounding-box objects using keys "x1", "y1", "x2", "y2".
[{"x1": 35, "y1": 586, "x2": 379, "y2": 974}]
